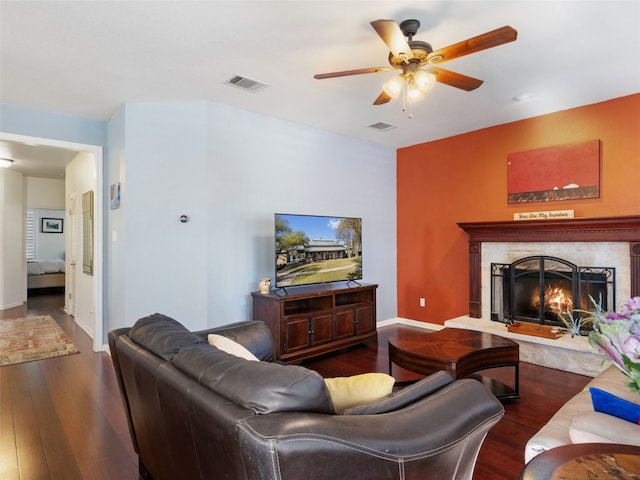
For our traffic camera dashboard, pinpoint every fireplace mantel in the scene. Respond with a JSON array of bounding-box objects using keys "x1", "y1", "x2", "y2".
[{"x1": 458, "y1": 216, "x2": 640, "y2": 317}]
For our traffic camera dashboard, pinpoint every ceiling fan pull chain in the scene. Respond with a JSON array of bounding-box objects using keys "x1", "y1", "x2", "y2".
[
  {"x1": 402, "y1": 80, "x2": 407, "y2": 112},
  {"x1": 400, "y1": 79, "x2": 414, "y2": 119}
]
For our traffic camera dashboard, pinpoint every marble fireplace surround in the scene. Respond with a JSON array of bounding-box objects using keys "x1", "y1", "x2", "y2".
[{"x1": 445, "y1": 216, "x2": 640, "y2": 376}]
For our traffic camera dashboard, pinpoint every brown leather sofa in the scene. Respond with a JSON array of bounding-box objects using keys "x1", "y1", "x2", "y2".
[{"x1": 109, "y1": 314, "x2": 504, "y2": 480}]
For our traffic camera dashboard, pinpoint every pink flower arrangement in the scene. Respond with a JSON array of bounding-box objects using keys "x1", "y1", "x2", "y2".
[{"x1": 587, "y1": 296, "x2": 640, "y2": 394}]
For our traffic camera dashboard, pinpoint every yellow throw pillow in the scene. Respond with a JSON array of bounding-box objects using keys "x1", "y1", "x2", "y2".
[
  {"x1": 324, "y1": 373, "x2": 395, "y2": 413},
  {"x1": 207, "y1": 334, "x2": 259, "y2": 361}
]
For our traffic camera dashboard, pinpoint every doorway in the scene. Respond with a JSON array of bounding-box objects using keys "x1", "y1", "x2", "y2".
[{"x1": 0, "y1": 132, "x2": 104, "y2": 352}]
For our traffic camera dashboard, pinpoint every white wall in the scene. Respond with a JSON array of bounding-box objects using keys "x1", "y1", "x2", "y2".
[
  {"x1": 66, "y1": 151, "x2": 96, "y2": 337},
  {"x1": 33, "y1": 208, "x2": 65, "y2": 259},
  {"x1": 26, "y1": 177, "x2": 64, "y2": 209},
  {"x1": 0, "y1": 168, "x2": 25, "y2": 309},
  {"x1": 107, "y1": 101, "x2": 397, "y2": 334}
]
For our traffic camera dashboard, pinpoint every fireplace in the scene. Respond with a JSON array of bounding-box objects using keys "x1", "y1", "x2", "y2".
[
  {"x1": 490, "y1": 255, "x2": 615, "y2": 329},
  {"x1": 446, "y1": 216, "x2": 640, "y2": 376},
  {"x1": 458, "y1": 216, "x2": 640, "y2": 318}
]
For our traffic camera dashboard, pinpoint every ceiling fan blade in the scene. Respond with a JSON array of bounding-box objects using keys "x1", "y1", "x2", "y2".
[
  {"x1": 373, "y1": 91, "x2": 392, "y2": 105},
  {"x1": 429, "y1": 67, "x2": 484, "y2": 91},
  {"x1": 314, "y1": 66, "x2": 392, "y2": 80},
  {"x1": 370, "y1": 19, "x2": 414, "y2": 60},
  {"x1": 427, "y1": 26, "x2": 517, "y2": 64}
]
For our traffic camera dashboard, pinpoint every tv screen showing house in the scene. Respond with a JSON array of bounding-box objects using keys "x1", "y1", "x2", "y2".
[{"x1": 275, "y1": 213, "x2": 362, "y2": 288}]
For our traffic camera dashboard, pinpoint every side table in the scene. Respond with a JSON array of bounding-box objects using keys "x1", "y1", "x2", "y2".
[{"x1": 519, "y1": 443, "x2": 640, "y2": 480}]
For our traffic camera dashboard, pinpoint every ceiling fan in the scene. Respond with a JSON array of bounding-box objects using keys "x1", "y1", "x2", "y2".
[{"x1": 314, "y1": 19, "x2": 517, "y2": 107}]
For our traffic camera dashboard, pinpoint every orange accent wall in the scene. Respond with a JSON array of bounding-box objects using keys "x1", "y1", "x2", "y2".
[{"x1": 397, "y1": 93, "x2": 640, "y2": 325}]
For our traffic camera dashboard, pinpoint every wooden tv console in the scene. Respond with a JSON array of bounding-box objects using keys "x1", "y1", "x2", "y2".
[{"x1": 251, "y1": 283, "x2": 378, "y2": 363}]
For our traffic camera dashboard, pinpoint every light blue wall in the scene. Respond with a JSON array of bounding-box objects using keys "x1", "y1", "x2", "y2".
[
  {"x1": 110, "y1": 101, "x2": 397, "y2": 332},
  {"x1": 0, "y1": 103, "x2": 106, "y2": 146},
  {"x1": 112, "y1": 102, "x2": 210, "y2": 329},
  {"x1": 2, "y1": 101, "x2": 398, "y2": 341},
  {"x1": 106, "y1": 107, "x2": 126, "y2": 338},
  {"x1": 206, "y1": 103, "x2": 398, "y2": 327}
]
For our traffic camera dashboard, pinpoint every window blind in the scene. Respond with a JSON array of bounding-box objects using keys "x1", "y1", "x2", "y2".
[{"x1": 26, "y1": 209, "x2": 36, "y2": 260}]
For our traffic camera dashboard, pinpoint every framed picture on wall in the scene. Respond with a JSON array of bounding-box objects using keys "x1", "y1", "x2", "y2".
[
  {"x1": 110, "y1": 182, "x2": 121, "y2": 210},
  {"x1": 42, "y1": 217, "x2": 64, "y2": 233}
]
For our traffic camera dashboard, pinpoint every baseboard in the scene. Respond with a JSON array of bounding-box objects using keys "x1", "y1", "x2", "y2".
[
  {"x1": 377, "y1": 317, "x2": 445, "y2": 331},
  {"x1": 1, "y1": 300, "x2": 25, "y2": 311}
]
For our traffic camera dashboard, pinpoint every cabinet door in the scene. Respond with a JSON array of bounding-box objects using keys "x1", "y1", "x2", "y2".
[
  {"x1": 283, "y1": 316, "x2": 311, "y2": 353},
  {"x1": 310, "y1": 313, "x2": 333, "y2": 346},
  {"x1": 355, "y1": 304, "x2": 375, "y2": 335},
  {"x1": 334, "y1": 308, "x2": 355, "y2": 340}
]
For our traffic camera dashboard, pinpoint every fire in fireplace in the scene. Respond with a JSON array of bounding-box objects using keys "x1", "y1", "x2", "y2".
[
  {"x1": 534, "y1": 284, "x2": 573, "y2": 317},
  {"x1": 491, "y1": 256, "x2": 615, "y2": 330}
]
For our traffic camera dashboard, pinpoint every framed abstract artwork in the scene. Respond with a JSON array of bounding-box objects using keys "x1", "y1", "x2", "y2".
[{"x1": 507, "y1": 140, "x2": 601, "y2": 204}]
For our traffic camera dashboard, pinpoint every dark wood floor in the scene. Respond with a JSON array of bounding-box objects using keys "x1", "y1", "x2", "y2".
[
  {"x1": 1, "y1": 292, "x2": 592, "y2": 480},
  {"x1": 0, "y1": 292, "x2": 139, "y2": 480},
  {"x1": 304, "y1": 329, "x2": 592, "y2": 480}
]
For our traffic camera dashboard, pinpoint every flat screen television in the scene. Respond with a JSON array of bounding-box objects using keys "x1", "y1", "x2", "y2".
[{"x1": 274, "y1": 213, "x2": 362, "y2": 289}]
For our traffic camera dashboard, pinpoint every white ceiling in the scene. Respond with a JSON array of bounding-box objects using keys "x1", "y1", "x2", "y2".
[
  {"x1": 0, "y1": 140, "x2": 78, "y2": 179},
  {"x1": 1, "y1": 1, "x2": 639, "y2": 177}
]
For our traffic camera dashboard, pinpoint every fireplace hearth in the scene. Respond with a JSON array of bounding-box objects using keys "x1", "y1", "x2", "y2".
[{"x1": 490, "y1": 255, "x2": 614, "y2": 329}]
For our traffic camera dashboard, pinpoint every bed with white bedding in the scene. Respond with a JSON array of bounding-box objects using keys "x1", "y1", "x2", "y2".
[{"x1": 27, "y1": 259, "x2": 65, "y2": 289}]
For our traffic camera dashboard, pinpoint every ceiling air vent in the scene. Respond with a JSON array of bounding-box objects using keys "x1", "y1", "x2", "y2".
[
  {"x1": 367, "y1": 122, "x2": 397, "y2": 132},
  {"x1": 224, "y1": 75, "x2": 268, "y2": 93}
]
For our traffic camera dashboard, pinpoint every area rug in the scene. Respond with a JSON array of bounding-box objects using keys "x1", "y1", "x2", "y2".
[{"x1": 0, "y1": 315, "x2": 79, "y2": 366}]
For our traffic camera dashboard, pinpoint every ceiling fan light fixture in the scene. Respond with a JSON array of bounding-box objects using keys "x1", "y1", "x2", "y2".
[
  {"x1": 413, "y1": 70, "x2": 436, "y2": 94},
  {"x1": 382, "y1": 75, "x2": 404, "y2": 98},
  {"x1": 406, "y1": 78, "x2": 425, "y2": 103},
  {"x1": 406, "y1": 87, "x2": 425, "y2": 103},
  {"x1": 0, "y1": 158, "x2": 14, "y2": 168}
]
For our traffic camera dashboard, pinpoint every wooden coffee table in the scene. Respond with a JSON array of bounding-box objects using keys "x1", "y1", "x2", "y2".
[{"x1": 388, "y1": 328, "x2": 519, "y2": 399}]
